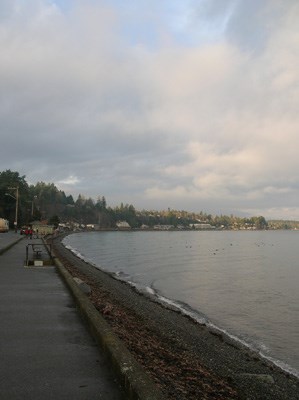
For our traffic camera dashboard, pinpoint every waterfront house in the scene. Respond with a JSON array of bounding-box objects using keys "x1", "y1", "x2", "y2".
[{"x1": 116, "y1": 221, "x2": 131, "y2": 230}]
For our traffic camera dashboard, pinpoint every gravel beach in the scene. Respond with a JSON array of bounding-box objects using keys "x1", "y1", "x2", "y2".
[{"x1": 51, "y1": 234, "x2": 299, "y2": 400}]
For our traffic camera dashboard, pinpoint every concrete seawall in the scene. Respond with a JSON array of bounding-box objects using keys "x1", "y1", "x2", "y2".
[
  {"x1": 1, "y1": 233, "x2": 163, "y2": 399},
  {"x1": 52, "y1": 254, "x2": 164, "y2": 400},
  {"x1": 0, "y1": 235, "x2": 124, "y2": 399},
  {"x1": 48, "y1": 233, "x2": 299, "y2": 400}
]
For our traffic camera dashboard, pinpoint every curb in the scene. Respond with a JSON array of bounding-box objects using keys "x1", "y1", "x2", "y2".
[
  {"x1": 53, "y1": 255, "x2": 165, "y2": 400},
  {"x1": 0, "y1": 236, "x2": 24, "y2": 255}
]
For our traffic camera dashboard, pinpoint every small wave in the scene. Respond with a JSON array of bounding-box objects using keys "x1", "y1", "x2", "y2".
[
  {"x1": 154, "y1": 294, "x2": 207, "y2": 325},
  {"x1": 145, "y1": 286, "x2": 156, "y2": 296},
  {"x1": 109, "y1": 273, "x2": 299, "y2": 378},
  {"x1": 114, "y1": 271, "x2": 131, "y2": 279},
  {"x1": 61, "y1": 236, "x2": 299, "y2": 379},
  {"x1": 204, "y1": 322, "x2": 299, "y2": 379},
  {"x1": 64, "y1": 243, "x2": 95, "y2": 266},
  {"x1": 70, "y1": 248, "x2": 85, "y2": 260},
  {"x1": 116, "y1": 279, "x2": 208, "y2": 326},
  {"x1": 265, "y1": 356, "x2": 299, "y2": 379}
]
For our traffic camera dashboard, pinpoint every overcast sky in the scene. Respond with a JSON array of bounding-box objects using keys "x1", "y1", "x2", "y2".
[{"x1": 1, "y1": 0, "x2": 299, "y2": 219}]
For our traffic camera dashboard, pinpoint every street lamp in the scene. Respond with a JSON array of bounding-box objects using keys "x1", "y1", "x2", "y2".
[{"x1": 5, "y1": 186, "x2": 19, "y2": 232}]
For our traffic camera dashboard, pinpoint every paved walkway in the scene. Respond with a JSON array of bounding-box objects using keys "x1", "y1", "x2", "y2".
[{"x1": 0, "y1": 232, "x2": 124, "y2": 399}]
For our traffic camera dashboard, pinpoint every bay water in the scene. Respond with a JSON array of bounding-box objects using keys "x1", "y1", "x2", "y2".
[{"x1": 63, "y1": 230, "x2": 299, "y2": 377}]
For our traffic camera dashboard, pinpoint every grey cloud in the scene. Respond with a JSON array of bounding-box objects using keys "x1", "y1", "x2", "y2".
[
  {"x1": 193, "y1": 0, "x2": 295, "y2": 52},
  {"x1": 0, "y1": 1, "x2": 14, "y2": 21},
  {"x1": 225, "y1": 0, "x2": 292, "y2": 52},
  {"x1": 1, "y1": 1, "x2": 299, "y2": 219}
]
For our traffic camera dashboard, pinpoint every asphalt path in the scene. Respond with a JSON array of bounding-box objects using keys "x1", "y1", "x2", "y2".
[
  {"x1": 0, "y1": 231, "x2": 21, "y2": 252},
  {"x1": 0, "y1": 232, "x2": 124, "y2": 399}
]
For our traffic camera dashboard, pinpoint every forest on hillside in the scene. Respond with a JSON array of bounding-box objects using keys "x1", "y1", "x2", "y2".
[{"x1": 0, "y1": 169, "x2": 279, "y2": 230}]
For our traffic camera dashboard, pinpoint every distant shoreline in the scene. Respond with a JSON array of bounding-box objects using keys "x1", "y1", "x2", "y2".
[{"x1": 60, "y1": 226, "x2": 299, "y2": 234}]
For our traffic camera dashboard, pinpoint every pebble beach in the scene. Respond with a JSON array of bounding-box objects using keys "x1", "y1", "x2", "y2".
[{"x1": 52, "y1": 234, "x2": 299, "y2": 399}]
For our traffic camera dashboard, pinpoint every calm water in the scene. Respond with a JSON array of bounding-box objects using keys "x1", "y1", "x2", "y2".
[{"x1": 63, "y1": 230, "x2": 299, "y2": 377}]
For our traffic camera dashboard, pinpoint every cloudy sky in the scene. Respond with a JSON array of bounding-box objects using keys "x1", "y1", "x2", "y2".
[{"x1": 1, "y1": 0, "x2": 299, "y2": 219}]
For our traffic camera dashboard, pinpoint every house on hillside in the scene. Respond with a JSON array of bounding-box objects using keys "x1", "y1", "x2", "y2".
[
  {"x1": 116, "y1": 221, "x2": 131, "y2": 230},
  {"x1": 190, "y1": 223, "x2": 215, "y2": 230},
  {"x1": 153, "y1": 224, "x2": 174, "y2": 230},
  {"x1": 32, "y1": 221, "x2": 54, "y2": 235}
]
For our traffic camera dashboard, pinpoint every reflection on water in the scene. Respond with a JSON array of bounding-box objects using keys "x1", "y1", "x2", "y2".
[{"x1": 63, "y1": 230, "x2": 299, "y2": 376}]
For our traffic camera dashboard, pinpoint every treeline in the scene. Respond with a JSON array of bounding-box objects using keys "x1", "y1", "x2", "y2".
[
  {"x1": 268, "y1": 220, "x2": 299, "y2": 230},
  {"x1": 0, "y1": 169, "x2": 269, "y2": 230}
]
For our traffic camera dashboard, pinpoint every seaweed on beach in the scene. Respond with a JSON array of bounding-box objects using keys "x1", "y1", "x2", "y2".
[
  {"x1": 51, "y1": 236, "x2": 299, "y2": 400},
  {"x1": 54, "y1": 247, "x2": 238, "y2": 399}
]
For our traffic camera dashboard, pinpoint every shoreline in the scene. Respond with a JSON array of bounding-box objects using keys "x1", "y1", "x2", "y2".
[
  {"x1": 65, "y1": 239, "x2": 299, "y2": 380},
  {"x1": 51, "y1": 234, "x2": 299, "y2": 399}
]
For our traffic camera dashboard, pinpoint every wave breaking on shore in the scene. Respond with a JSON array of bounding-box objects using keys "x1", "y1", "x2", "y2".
[{"x1": 63, "y1": 241, "x2": 299, "y2": 379}]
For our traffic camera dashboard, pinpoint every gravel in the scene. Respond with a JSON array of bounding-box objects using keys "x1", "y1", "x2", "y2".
[{"x1": 51, "y1": 234, "x2": 299, "y2": 400}]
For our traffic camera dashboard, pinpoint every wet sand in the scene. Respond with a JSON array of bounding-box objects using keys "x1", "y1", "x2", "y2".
[{"x1": 51, "y1": 234, "x2": 299, "y2": 399}]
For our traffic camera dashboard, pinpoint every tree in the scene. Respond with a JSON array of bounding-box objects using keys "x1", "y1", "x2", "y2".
[
  {"x1": 48, "y1": 215, "x2": 60, "y2": 228},
  {"x1": 96, "y1": 196, "x2": 107, "y2": 211},
  {"x1": 0, "y1": 170, "x2": 30, "y2": 227},
  {"x1": 75, "y1": 194, "x2": 85, "y2": 207},
  {"x1": 66, "y1": 195, "x2": 75, "y2": 205},
  {"x1": 254, "y1": 216, "x2": 268, "y2": 230}
]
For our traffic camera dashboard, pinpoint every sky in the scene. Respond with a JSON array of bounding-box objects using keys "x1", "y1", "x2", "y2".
[{"x1": 1, "y1": 0, "x2": 299, "y2": 219}]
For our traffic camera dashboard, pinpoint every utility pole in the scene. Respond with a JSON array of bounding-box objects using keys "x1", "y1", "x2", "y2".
[{"x1": 6, "y1": 186, "x2": 19, "y2": 232}]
